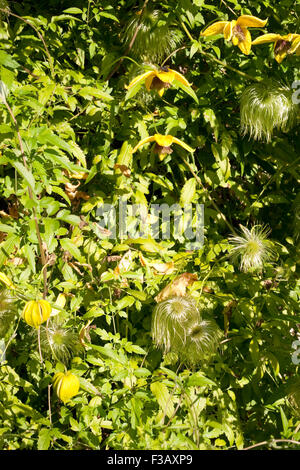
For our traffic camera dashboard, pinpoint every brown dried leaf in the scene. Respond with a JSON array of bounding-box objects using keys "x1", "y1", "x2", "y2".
[{"x1": 155, "y1": 272, "x2": 198, "y2": 303}]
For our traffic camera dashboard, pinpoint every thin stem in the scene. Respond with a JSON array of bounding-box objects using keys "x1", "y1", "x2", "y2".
[
  {"x1": 1, "y1": 8, "x2": 55, "y2": 78},
  {"x1": 37, "y1": 326, "x2": 43, "y2": 364},
  {"x1": 161, "y1": 46, "x2": 187, "y2": 67},
  {"x1": 220, "y1": 0, "x2": 238, "y2": 17},
  {"x1": 3, "y1": 99, "x2": 48, "y2": 298},
  {"x1": 48, "y1": 384, "x2": 52, "y2": 426},
  {"x1": 180, "y1": 154, "x2": 237, "y2": 234},
  {"x1": 242, "y1": 438, "x2": 300, "y2": 450}
]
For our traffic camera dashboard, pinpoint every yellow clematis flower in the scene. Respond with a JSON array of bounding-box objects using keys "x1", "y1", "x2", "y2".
[
  {"x1": 53, "y1": 371, "x2": 80, "y2": 403},
  {"x1": 126, "y1": 66, "x2": 191, "y2": 97},
  {"x1": 252, "y1": 33, "x2": 300, "y2": 63},
  {"x1": 22, "y1": 299, "x2": 51, "y2": 328},
  {"x1": 131, "y1": 134, "x2": 194, "y2": 160},
  {"x1": 201, "y1": 15, "x2": 268, "y2": 55}
]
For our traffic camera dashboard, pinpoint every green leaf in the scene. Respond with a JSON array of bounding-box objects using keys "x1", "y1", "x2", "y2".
[
  {"x1": 173, "y1": 79, "x2": 199, "y2": 103},
  {"x1": 60, "y1": 238, "x2": 85, "y2": 262},
  {"x1": 23, "y1": 244, "x2": 36, "y2": 273},
  {"x1": 150, "y1": 381, "x2": 175, "y2": 419},
  {"x1": 38, "y1": 428, "x2": 52, "y2": 450},
  {"x1": 0, "y1": 51, "x2": 20, "y2": 69},
  {"x1": 37, "y1": 128, "x2": 72, "y2": 154},
  {"x1": 88, "y1": 344, "x2": 127, "y2": 365},
  {"x1": 186, "y1": 372, "x2": 216, "y2": 387},
  {"x1": 10, "y1": 160, "x2": 35, "y2": 192},
  {"x1": 180, "y1": 178, "x2": 197, "y2": 205},
  {"x1": 78, "y1": 86, "x2": 113, "y2": 101},
  {"x1": 0, "y1": 234, "x2": 19, "y2": 267},
  {"x1": 125, "y1": 81, "x2": 144, "y2": 101},
  {"x1": 63, "y1": 7, "x2": 82, "y2": 14}
]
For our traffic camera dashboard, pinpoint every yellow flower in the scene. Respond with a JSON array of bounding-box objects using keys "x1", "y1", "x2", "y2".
[
  {"x1": 0, "y1": 272, "x2": 16, "y2": 290},
  {"x1": 131, "y1": 134, "x2": 194, "y2": 160},
  {"x1": 53, "y1": 371, "x2": 80, "y2": 403},
  {"x1": 22, "y1": 299, "x2": 51, "y2": 328},
  {"x1": 252, "y1": 33, "x2": 300, "y2": 63},
  {"x1": 126, "y1": 66, "x2": 191, "y2": 97},
  {"x1": 201, "y1": 15, "x2": 268, "y2": 55}
]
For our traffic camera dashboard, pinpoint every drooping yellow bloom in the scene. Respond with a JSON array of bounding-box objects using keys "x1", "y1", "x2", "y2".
[
  {"x1": 252, "y1": 33, "x2": 300, "y2": 63},
  {"x1": 131, "y1": 134, "x2": 194, "y2": 160},
  {"x1": 201, "y1": 15, "x2": 268, "y2": 55},
  {"x1": 126, "y1": 67, "x2": 191, "y2": 97},
  {"x1": 0, "y1": 272, "x2": 16, "y2": 290},
  {"x1": 53, "y1": 371, "x2": 80, "y2": 403},
  {"x1": 22, "y1": 299, "x2": 51, "y2": 328}
]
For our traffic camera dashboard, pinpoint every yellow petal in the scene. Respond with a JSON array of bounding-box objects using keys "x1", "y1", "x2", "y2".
[
  {"x1": 224, "y1": 21, "x2": 235, "y2": 40},
  {"x1": 172, "y1": 70, "x2": 191, "y2": 87},
  {"x1": 274, "y1": 50, "x2": 287, "y2": 63},
  {"x1": 38, "y1": 299, "x2": 52, "y2": 321},
  {"x1": 171, "y1": 136, "x2": 194, "y2": 153},
  {"x1": 252, "y1": 33, "x2": 282, "y2": 45},
  {"x1": 201, "y1": 21, "x2": 229, "y2": 37},
  {"x1": 131, "y1": 135, "x2": 156, "y2": 153},
  {"x1": 237, "y1": 29, "x2": 252, "y2": 55},
  {"x1": 145, "y1": 73, "x2": 155, "y2": 91},
  {"x1": 155, "y1": 69, "x2": 176, "y2": 83},
  {"x1": 285, "y1": 33, "x2": 300, "y2": 42},
  {"x1": 232, "y1": 34, "x2": 239, "y2": 46},
  {"x1": 290, "y1": 35, "x2": 300, "y2": 54},
  {"x1": 32, "y1": 302, "x2": 43, "y2": 328},
  {"x1": 154, "y1": 134, "x2": 174, "y2": 147},
  {"x1": 157, "y1": 88, "x2": 165, "y2": 97},
  {"x1": 237, "y1": 15, "x2": 268, "y2": 28},
  {"x1": 22, "y1": 301, "x2": 34, "y2": 321},
  {"x1": 126, "y1": 71, "x2": 154, "y2": 90}
]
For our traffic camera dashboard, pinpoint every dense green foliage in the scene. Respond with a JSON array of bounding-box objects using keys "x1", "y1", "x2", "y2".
[{"x1": 0, "y1": 0, "x2": 299, "y2": 450}]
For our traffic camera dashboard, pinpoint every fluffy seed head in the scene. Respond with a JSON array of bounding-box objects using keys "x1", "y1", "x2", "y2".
[
  {"x1": 229, "y1": 224, "x2": 275, "y2": 272},
  {"x1": 180, "y1": 319, "x2": 222, "y2": 365},
  {"x1": 122, "y1": 9, "x2": 183, "y2": 63},
  {"x1": 38, "y1": 323, "x2": 82, "y2": 364},
  {"x1": 151, "y1": 296, "x2": 200, "y2": 354},
  {"x1": 240, "y1": 80, "x2": 298, "y2": 142}
]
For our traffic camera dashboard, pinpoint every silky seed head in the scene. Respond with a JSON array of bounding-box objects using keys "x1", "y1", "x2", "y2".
[
  {"x1": 229, "y1": 224, "x2": 275, "y2": 272},
  {"x1": 180, "y1": 319, "x2": 222, "y2": 365},
  {"x1": 240, "y1": 80, "x2": 298, "y2": 142},
  {"x1": 151, "y1": 296, "x2": 200, "y2": 354},
  {"x1": 39, "y1": 323, "x2": 82, "y2": 364},
  {"x1": 122, "y1": 9, "x2": 183, "y2": 63}
]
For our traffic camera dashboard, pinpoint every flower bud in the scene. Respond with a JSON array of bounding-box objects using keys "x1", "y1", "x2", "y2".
[
  {"x1": 53, "y1": 371, "x2": 80, "y2": 403},
  {"x1": 22, "y1": 300, "x2": 51, "y2": 328}
]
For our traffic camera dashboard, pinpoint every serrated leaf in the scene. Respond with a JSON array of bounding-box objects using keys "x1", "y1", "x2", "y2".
[
  {"x1": 23, "y1": 244, "x2": 36, "y2": 274},
  {"x1": 38, "y1": 428, "x2": 51, "y2": 450},
  {"x1": 60, "y1": 238, "x2": 84, "y2": 262},
  {"x1": 10, "y1": 160, "x2": 35, "y2": 192},
  {"x1": 150, "y1": 381, "x2": 175, "y2": 419}
]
